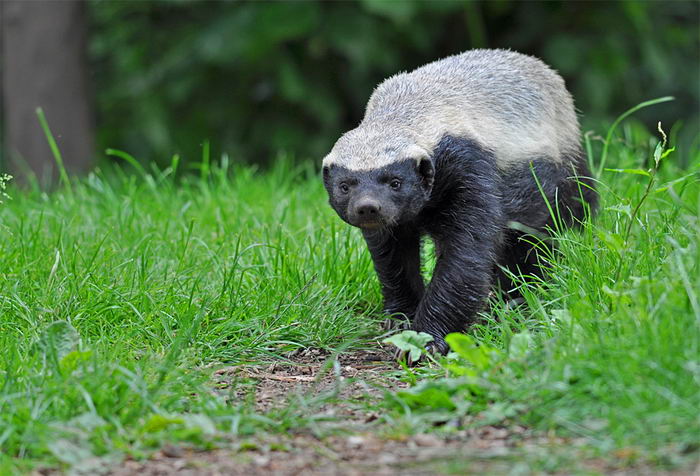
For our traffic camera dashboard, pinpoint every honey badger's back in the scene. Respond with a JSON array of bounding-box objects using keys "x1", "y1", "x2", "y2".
[{"x1": 362, "y1": 49, "x2": 581, "y2": 169}]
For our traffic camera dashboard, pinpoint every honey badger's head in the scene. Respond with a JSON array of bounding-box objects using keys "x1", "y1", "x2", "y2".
[{"x1": 322, "y1": 128, "x2": 435, "y2": 229}]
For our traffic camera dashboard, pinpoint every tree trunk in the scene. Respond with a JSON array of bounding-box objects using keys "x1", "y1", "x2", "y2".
[{"x1": 1, "y1": 0, "x2": 94, "y2": 184}]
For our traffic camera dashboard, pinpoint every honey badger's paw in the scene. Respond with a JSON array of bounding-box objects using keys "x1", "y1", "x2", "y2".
[
  {"x1": 383, "y1": 330, "x2": 438, "y2": 366},
  {"x1": 393, "y1": 336, "x2": 449, "y2": 366}
]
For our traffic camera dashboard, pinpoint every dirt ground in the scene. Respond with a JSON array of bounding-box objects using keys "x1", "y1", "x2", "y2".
[
  {"x1": 107, "y1": 348, "x2": 698, "y2": 476},
  {"x1": 110, "y1": 347, "x2": 520, "y2": 475},
  {"x1": 213, "y1": 347, "x2": 408, "y2": 414}
]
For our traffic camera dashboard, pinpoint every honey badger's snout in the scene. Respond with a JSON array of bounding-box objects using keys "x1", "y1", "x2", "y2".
[{"x1": 349, "y1": 196, "x2": 384, "y2": 228}]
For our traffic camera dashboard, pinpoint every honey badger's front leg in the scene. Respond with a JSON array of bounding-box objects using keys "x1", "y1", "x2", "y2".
[
  {"x1": 411, "y1": 140, "x2": 504, "y2": 354},
  {"x1": 362, "y1": 227, "x2": 424, "y2": 329},
  {"x1": 411, "y1": 226, "x2": 499, "y2": 354}
]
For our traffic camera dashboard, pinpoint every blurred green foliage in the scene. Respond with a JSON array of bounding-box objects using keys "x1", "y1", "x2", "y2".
[{"x1": 88, "y1": 0, "x2": 699, "y2": 167}]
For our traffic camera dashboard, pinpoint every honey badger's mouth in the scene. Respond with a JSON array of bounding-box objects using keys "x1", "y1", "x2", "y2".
[
  {"x1": 348, "y1": 213, "x2": 387, "y2": 229},
  {"x1": 352, "y1": 213, "x2": 401, "y2": 230},
  {"x1": 347, "y1": 212, "x2": 395, "y2": 230},
  {"x1": 356, "y1": 221, "x2": 385, "y2": 230}
]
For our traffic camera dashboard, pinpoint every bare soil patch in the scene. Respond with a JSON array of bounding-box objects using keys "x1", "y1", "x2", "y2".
[
  {"x1": 212, "y1": 347, "x2": 406, "y2": 417},
  {"x1": 107, "y1": 349, "x2": 697, "y2": 475},
  {"x1": 112, "y1": 431, "x2": 509, "y2": 476}
]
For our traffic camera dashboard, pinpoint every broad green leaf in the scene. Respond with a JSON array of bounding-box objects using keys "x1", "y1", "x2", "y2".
[
  {"x1": 360, "y1": 0, "x2": 418, "y2": 23},
  {"x1": 184, "y1": 414, "x2": 217, "y2": 435},
  {"x1": 60, "y1": 350, "x2": 93, "y2": 375},
  {"x1": 397, "y1": 387, "x2": 455, "y2": 410},
  {"x1": 509, "y1": 332, "x2": 533, "y2": 359},
  {"x1": 143, "y1": 414, "x2": 184, "y2": 433},
  {"x1": 47, "y1": 439, "x2": 93, "y2": 466},
  {"x1": 33, "y1": 321, "x2": 80, "y2": 364},
  {"x1": 383, "y1": 330, "x2": 433, "y2": 362},
  {"x1": 445, "y1": 333, "x2": 498, "y2": 371},
  {"x1": 444, "y1": 363, "x2": 477, "y2": 377},
  {"x1": 654, "y1": 142, "x2": 664, "y2": 167}
]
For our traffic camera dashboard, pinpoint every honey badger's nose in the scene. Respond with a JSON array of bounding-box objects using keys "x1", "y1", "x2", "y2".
[{"x1": 356, "y1": 198, "x2": 381, "y2": 217}]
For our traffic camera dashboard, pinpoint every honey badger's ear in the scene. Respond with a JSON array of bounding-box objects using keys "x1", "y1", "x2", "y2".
[
  {"x1": 322, "y1": 164, "x2": 333, "y2": 190},
  {"x1": 416, "y1": 156, "x2": 435, "y2": 190}
]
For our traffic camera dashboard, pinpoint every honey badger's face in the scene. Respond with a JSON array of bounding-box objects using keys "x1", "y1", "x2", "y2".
[{"x1": 323, "y1": 157, "x2": 435, "y2": 229}]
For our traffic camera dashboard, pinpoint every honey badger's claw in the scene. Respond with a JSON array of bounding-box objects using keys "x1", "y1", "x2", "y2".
[
  {"x1": 394, "y1": 347, "x2": 421, "y2": 366},
  {"x1": 425, "y1": 340, "x2": 449, "y2": 357},
  {"x1": 393, "y1": 347, "x2": 408, "y2": 362},
  {"x1": 383, "y1": 316, "x2": 411, "y2": 331}
]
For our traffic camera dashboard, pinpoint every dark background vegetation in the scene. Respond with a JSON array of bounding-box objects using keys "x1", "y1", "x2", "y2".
[{"x1": 1, "y1": 0, "x2": 699, "y2": 180}]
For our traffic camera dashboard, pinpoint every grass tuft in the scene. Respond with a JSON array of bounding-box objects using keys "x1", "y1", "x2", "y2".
[{"x1": 1, "y1": 116, "x2": 698, "y2": 472}]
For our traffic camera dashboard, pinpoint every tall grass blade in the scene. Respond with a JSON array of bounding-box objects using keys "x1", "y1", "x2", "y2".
[
  {"x1": 35, "y1": 107, "x2": 72, "y2": 194},
  {"x1": 596, "y1": 96, "x2": 674, "y2": 176},
  {"x1": 106, "y1": 148, "x2": 148, "y2": 178}
]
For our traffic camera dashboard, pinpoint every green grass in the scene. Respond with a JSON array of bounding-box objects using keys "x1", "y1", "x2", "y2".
[
  {"x1": 386, "y1": 122, "x2": 700, "y2": 467},
  {"x1": 1, "y1": 120, "x2": 699, "y2": 473},
  {"x1": 0, "y1": 157, "x2": 382, "y2": 472}
]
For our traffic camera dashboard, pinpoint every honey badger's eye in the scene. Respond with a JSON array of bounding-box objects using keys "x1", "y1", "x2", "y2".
[
  {"x1": 339, "y1": 183, "x2": 350, "y2": 194},
  {"x1": 389, "y1": 179, "x2": 402, "y2": 190}
]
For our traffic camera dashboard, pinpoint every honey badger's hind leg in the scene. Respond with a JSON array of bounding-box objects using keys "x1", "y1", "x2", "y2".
[
  {"x1": 496, "y1": 154, "x2": 598, "y2": 300},
  {"x1": 553, "y1": 151, "x2": 599, "y2": 229},
  {"x1": 494, "y1": 230, "x2": 553, "y2": 301}
]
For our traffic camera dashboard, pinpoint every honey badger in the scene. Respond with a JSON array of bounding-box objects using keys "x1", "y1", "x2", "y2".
[{"x1": 322, "y1": 49, "x2": 597, "y2": 355}]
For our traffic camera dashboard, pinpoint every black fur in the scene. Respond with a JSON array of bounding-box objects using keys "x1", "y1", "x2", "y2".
[
  {"x1": 496, "y1": 152, "x2": 598, "y2": 296},
  {"x1": 324, "y1": 136, "x2": 597, "y2": 352},
  {"x1": 362, "y1": 226, "x2": 424, "y2": 322}
]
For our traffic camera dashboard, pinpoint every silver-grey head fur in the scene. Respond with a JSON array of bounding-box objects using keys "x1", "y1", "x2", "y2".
[{"x1": 323, "y1": 49, "x2": 581, "y2": 171}]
